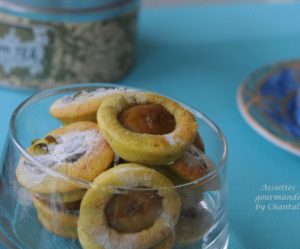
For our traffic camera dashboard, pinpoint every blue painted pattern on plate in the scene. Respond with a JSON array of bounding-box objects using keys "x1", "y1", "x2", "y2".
[
  {"x1": 259, "y1": 69, "x2": 300, "y2": 137},
  {"x1": 238, "y1": 60, "x2": 300, "y2": 155}
]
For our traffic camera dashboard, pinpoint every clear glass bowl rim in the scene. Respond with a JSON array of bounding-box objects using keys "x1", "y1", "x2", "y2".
[
  {"x1": 0, "y1": 0, "x2": 138, "y2": 15},
  {"x1": 9, "y1": 83, "x2": 228, "y2": 191}
]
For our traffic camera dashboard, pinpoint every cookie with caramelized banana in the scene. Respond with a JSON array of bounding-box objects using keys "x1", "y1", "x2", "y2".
[
  {"x1": 78, "y1": 163, "x2": 181, "y2": 249},
  {"x1": 97, "y1": 92, "x2": 198, "y2": 166}
]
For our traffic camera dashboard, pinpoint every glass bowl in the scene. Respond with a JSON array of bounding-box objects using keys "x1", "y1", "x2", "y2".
[{"x1": 0, "y1": 83, "x2": 228, "y2": 249}]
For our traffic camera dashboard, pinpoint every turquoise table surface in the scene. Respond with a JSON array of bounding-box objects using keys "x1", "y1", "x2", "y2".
[{"x1": 1, "y1": 2, "x2": 300, "y2": 249}]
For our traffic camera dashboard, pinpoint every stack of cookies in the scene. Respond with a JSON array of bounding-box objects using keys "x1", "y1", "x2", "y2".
[{"x1": 16, "y1": 87, "x2": 220, "y2": 249}]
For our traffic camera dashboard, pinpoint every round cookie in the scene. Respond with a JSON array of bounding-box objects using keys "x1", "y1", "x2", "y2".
[
  {"x1": 33, "y1": 197, "x2": 78, "y2": 238},
  {"x1": 16, "y1": 121, "x2": 114, "y2": 195},
  {"x1": 78, "y1": 163, "x2": 181, "y2": 249},
  {"x1": 50, "y1": 88, "x2": 135, "y2": 124},
  {"x1": 97, "y1": 92, "x2": 198, "y2": 166}
]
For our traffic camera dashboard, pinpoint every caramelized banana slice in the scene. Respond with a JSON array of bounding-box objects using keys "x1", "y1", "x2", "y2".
[
  {"x1": 175, "y1": 207, "x2": 214, "y2": 245},
  {"x1": 105, "y1": 188, "x2": 163, "y2": 233},
  {"x1": 16, "y1": 121, "x2": 114, "y2": 196},
  {"x1": 33, "y1": 197, "x2": 78, "y2": 238},
  {"x1": 97, "y1": 92, "x2": 198, "y2": 165},
  {"x1": 78, "y1": 163, "x2": 181, "y2": 249},
  {"x1": 50, "y1": 88, "x2": 135, "y2": 124},
  {"x1": 119, "y1": 103, "x2": 176, "y2": 135}
]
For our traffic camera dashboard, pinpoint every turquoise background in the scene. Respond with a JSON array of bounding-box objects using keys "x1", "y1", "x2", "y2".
[{"x1": 1, "y1": 2, "x2": 300, "y2": 248}]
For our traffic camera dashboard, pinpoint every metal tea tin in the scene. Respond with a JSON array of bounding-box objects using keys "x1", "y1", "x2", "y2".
[{"x1": 0, "y1": 0, "x2": 139, "y2": 88}]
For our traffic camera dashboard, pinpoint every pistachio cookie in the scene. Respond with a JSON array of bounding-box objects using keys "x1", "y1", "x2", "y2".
[
  {"x1": 50, "y1": 88, "x2": 134, "y2": 124},
  {"x1": 78, "y1": 163, "x2": 181, "y2": 249},
  {"x1": 97, "y1": 92, "x2": 198, "y2": 165},
  {"x1": 33, "y1": 197, "x2": 79, "y2": 238},
  {"x1": 16, "y1": 121, "x2": 114, "y2": 196}
]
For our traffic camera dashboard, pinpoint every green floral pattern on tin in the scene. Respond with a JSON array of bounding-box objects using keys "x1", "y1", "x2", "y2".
[{"x1": 0, "y1": 10, "x2": 137, "y2": 88}]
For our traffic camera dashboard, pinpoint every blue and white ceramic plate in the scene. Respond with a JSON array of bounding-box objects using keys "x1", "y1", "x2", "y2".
[{"x1": 237, "y1": 60, "x2": 300, "y2": 156}]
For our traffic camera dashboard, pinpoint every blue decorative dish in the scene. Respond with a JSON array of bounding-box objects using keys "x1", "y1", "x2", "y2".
[{"x1": 237, "y1": 60, "x2": 300, "y2": 156}]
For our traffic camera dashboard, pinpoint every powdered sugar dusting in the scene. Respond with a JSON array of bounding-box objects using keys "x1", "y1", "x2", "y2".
[
  {"x1": 53, "y1": 87, "x2": 136, "y2": 108},
  {"x1": 36, "y1": 130, "x2": 100, "y2": 167},
  {"x1": 114, "y1": 167, "x2": 155, "y2": 185},
  {"x1": 164, "y1": 133, "x2": 184, "y2": 146},
  {"x1": 20, "y1": 129, "x2": 101, "y2": 186},
  {"x1": 16, "y1": 186, "x2": 33, "y2": 207},
  {"x1": 160, "y1": 210, "x2": 177, "y2": 229},
  {"x1": 18, "y1": 160, "x2": 48, "y2": 186},
  {"x1": 96, "y1": 229, "x2": 138, "y2": 249}
]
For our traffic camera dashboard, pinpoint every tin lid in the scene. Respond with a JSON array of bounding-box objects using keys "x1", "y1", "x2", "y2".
[{"x1": 0, "y1": 0, "x2": 139, "y2": 22}]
